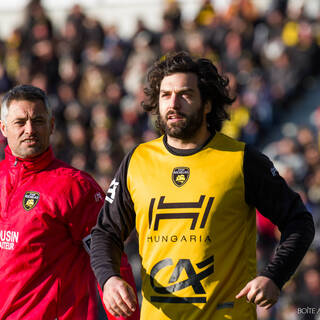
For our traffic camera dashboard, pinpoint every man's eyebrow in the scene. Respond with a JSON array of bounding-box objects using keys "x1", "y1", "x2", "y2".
[
  {"x1": 160, "y1": 87, "x2": 194, "y2": 93},
  {"x1": 12, "y1": 115, "x2": 46, "y2": 121},
  {"x1": 178, "y1": 88, "x2": 194, "y2": 94},
  {"x1": 12, "y1": 116, "x2": 27, "y2": 121},
  {"x1": 31, "y1": 115, "x2": 46, "y2": 119}
]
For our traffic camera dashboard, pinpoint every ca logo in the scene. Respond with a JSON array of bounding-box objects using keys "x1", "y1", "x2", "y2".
[{"x1": 150, "y1": 256, "x2": 214, "y2": 303}]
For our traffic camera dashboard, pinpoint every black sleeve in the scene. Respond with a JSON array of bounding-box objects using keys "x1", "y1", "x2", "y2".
[
  {"x1": 244, "y1": 144, "x2": 315, "y2": 289},
  {"x1": 90, "y1": 148, "x2": 136, "y2": 289}
]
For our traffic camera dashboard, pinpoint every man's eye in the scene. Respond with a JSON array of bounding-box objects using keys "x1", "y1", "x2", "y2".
[
  {"x1": 161, "y1": 92, "x2": 170, "y2": 98},
  {"x1": 33, "y1": 119, "x2": 45, "y2": 124},
  {"x1": 14, "y1": 121, "x2": 25, "y2": 126},
  {"x1": 182, "y1": 92, "x2": 192, "y2": 99}
]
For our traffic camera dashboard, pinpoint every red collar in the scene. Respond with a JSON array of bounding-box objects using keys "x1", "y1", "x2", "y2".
[{"x1": 4, "y1": 146, "x2": 55, "y2": 172}]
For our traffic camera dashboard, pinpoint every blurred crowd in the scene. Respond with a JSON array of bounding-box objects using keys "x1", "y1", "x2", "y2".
[
  {"x1": 0, "y1": 0, "x2": 320, "y2": 319},
  {"x1": 257, "y1": 122, "x2": 320, "y2": 320}
]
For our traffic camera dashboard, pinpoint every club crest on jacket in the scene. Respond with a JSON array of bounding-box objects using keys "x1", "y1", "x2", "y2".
[
  {"x1": 172, "y1": 167, "x2": 190, "y2": 187},
  {"x1": 23, "y1": 191, "x2": 40, "y2": 211}
]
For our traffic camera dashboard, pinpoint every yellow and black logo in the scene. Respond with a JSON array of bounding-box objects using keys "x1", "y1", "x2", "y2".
[
  {"x1": 23, "y1": 191, "x2": 40, "y2": 211},
  {"x1": 148, "y1": 195, "x2": 214, "y2": 230},
  {"x1": 172, "y1": 167, "x2": 190, "y2": 187},
  {"x1": 150, "y1": 255, "x2": 214, "y2": 303}
]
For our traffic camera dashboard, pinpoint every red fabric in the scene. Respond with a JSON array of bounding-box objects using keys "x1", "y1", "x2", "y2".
[
  {"x1": 0, "y1": 146, "x2": 104, "y2": 319},
  {"x1": 256, "y1": 210, "x2": 276, "y2": 238}
]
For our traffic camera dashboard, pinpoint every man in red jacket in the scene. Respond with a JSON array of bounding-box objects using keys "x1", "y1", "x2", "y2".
[{"x1": 0, "y1": 84, "x2": 139, "y2": 319}]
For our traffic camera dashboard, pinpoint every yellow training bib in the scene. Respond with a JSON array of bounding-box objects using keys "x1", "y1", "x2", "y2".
[{"x1": 127, "y1": 132, "x2": 257, "y2": 320}]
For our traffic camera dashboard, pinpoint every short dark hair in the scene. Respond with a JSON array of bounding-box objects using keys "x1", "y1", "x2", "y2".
[
  {"x1": 1, "y1": 85, "x2": 51, "y2": 123},
  {"x1": 142, "y1": 51, "x2": 235, "y2": 132}
]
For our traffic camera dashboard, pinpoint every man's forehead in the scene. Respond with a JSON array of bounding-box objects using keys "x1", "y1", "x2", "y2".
[
  {"x1": 160, "y1": 72, "x2": 198, "y2": 90},
  {"x1": 7, "y1": 99, "x2": 47, "y2": 116}
]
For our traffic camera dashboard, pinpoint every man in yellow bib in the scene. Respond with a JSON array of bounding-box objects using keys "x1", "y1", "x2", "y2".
[{"x1": 90, "y1": 52, "x2": 314, "y2": 320}]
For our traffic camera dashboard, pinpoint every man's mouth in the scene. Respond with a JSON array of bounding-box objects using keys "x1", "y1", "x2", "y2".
[
  {"x1": 167, "y1": 113, "x2": 185, "y2": 121},
  {"x1": 22, "y1": 138, "x2": 38, "y2": 145}
]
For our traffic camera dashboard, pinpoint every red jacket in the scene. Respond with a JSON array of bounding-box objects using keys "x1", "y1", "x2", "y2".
[{"x1": 0, "y1": 146, "x2": 138, "y2": 319}]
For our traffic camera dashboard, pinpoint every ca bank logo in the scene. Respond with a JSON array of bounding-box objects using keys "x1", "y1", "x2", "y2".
[
  {"x1": 23, "y1": 191, "x2": 40, "y2": 211},
  {"x1": 150, "y1": 255, "x2": 214, "y2": 303}
]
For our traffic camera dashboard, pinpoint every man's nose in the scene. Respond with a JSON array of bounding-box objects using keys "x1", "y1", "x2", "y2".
[
  {"x1": 170, "y1": 93, "x2": 180, "y2": 110},
  {"x1": 24, "y1": 120, "x2": 35, "y2": 134}
]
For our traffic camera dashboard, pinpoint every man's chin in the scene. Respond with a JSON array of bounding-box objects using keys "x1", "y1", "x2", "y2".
[
  {"x1": 166, "y1": 127, "x2": 185, "y2": 138},
  {"x1": 167, "y1": 129, "x2": 194, "y2": 140},
  {"x1": 16, "y1": 147, "x2": 43, "y2": 159}
]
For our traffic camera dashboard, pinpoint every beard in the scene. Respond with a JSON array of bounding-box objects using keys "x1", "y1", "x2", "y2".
[{"x1": 158, "y1": 105, "x2": 205, "y2": 140}]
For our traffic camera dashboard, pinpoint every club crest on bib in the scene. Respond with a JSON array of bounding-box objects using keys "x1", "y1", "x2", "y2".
[
  {"x1": 23, "y1": 191, "x2": 40, "y2": 211},
  {"x1": 172, "y1": 167, "x2": 190, "y2": 187}
]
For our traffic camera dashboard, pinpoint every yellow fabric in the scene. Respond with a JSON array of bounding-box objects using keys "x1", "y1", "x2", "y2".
[
  {"x1": 127, "y1": 132, "x2": 257, "y2": 320},
  {"x1": 282, "y1": 21, "x2": 299, "y2": 47},
  {"x1": 195, "y1": 4, "x2": 215, "y2": 26},
  {"x1": 221, "y1": 105, "x2": 250, "y2": 139}
]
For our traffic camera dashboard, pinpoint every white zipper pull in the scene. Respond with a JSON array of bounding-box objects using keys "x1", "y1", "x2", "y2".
[{"x1": 14, "y1": 159, "x2": 18, "y2": 166}]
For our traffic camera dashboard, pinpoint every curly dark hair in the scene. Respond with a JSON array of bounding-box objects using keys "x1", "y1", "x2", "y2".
[{"x1": 142, "y1": 51, "x2": 235, "y2": 132}]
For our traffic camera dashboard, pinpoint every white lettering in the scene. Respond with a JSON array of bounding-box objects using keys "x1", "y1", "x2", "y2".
[
  {"x1": 0, "y1": 242, "x2": 14, "y2": 250},
  {"x1": 12, "y1": 231, "x2": 19, "y2": 243},
  {"x1": 298, "y1": 307, "x2": 319, "y2": 314},
  {"x1": 94, "y1": 192, "x2": 103, "y2": 202},
  {"x1": 0, "y1": 230, "x2": 19, "y2": 243},
  {"x1": 271, "y1": 167, "x2": 279, "y2": 176},
  {"x1": 6, "y1": 230, "x2": 11, "y2": 242},
  {"x1": 0, "y1": 230, "x2": 19, "y2": 250},
  {"x1": 105, "y1": 179, "x2": 119, "y2": 204}
]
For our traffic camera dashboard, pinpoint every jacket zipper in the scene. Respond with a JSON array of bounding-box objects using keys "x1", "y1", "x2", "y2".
[{"x1": 3, "y1": 158, "x2": 21, "y2": 220}]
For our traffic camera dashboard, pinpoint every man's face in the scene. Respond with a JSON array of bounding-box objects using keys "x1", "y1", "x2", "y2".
[
  {"x1": 158, "y1": 72, "x2": 210, "y2": 140},
  {"x1": 0, "y1": 99, "x2": 54, "y2": 158}
]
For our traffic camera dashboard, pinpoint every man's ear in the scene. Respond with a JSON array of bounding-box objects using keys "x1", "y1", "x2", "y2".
[
  {"x1": 0, "y1": 120, "x2": 7, "y2": 138},
  {"x1": 50, "y1": 117, "x2": 55, "y2": 134},
  {"x1": 204, "y1": 101, "x2": 212, "y2": 115}
]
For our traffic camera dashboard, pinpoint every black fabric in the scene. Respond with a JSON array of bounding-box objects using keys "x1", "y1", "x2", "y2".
[
  {"x1": 163, "y1": 133, "x2": 215, "y2": 156},
  {"x1": 90, "y1": 147, "x2": 137, "y2": 289},
  {"x1": 243, "y1": 144, "x2": 315, "y2": 289}
]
